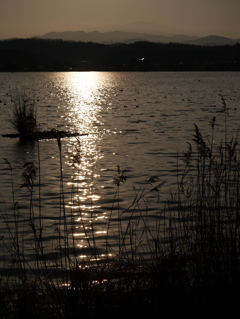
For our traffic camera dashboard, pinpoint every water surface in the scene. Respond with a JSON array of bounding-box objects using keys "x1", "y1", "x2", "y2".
[{"x1": 1, "y1": 71, "x2": 240, "y2": 266}]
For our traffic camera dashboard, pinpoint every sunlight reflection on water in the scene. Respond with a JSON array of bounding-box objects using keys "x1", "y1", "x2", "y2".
[{"x1": 57, "y1": 73, "x2": 116, "y2": 249}]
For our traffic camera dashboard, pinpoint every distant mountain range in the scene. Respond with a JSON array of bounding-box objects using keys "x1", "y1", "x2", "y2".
[
  {"x1": 40, "y1": 30, "x2": 197, "y2": 44},
  {"x1": 185, "y1": 35, "x2": 240, "y2": 46},
  {"x1": 40, "y1": 30, "x2": 240, "y2": 46}
]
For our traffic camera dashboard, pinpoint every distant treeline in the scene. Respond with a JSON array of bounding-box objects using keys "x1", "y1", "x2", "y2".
[{"x1": 0, "y1": 38, "x2": 240, "y2": 71}]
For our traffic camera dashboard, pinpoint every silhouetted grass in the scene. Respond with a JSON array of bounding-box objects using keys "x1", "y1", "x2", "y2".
[
  {"x1": 1, "y1": 95, "x2": 240, "y2": 317},
  {"x1": 7, "y1": 89, "x2": 37, "y2": 138}
]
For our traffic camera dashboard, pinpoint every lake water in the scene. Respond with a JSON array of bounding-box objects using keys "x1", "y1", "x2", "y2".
[{"x1": 1, "y1": 71, "x2": 240, "y2": 269}]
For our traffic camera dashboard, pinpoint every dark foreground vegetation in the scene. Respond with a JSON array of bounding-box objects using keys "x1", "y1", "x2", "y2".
[
  {"x1": 0, "y1": 38, "x2": 240, "y2": 72},
  {"x1": 1, "y1": 95, "x2": 240, "y2": 317}
]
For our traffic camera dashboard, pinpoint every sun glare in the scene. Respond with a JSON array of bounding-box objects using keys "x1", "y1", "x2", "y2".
[{"x1": 61, "y1": 72, "x2": 109, "y2": 245}]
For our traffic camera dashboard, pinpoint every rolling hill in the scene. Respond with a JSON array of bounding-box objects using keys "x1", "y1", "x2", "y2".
[{"x1": 40, "y1": 30, "x2": 239, "y2": 46}]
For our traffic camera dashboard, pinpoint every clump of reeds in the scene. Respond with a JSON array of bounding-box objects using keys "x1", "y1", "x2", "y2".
[
  {"x1": 8, "y1": 89, "x2": 38, "y2": 138},
  {"x1": 165, "y1": 94, "x2": 240, "y2": 296}
]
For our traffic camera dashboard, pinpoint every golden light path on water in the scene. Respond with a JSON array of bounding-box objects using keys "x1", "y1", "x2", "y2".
[{"x1": 59, "y1": 72, "x2": 113, "y2": 260}]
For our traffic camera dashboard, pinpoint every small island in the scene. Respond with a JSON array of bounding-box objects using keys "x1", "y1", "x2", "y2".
[{"x1": 2, "y1": 90, "x2": 86, "y2": 140}]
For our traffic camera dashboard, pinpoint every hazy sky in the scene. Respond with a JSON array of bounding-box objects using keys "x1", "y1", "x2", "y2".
[{"x1": 1, "y1": 0, "x2": 240, "y2": 39}]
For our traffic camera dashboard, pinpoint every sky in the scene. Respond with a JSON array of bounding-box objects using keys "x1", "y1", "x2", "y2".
[{"x1": 1, "y1": 0, "x2": 240, "y2": 40}]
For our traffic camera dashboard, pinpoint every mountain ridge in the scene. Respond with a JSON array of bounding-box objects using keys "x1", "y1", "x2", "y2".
[
  {"x1": 40, "y1": 30, "x2": 197, "y2": 44},
  {"x1": 40, "y1": 30, "x2": 240, "y2": 46},
  {"x1": 184, "y1": 35, "x2": 239, "y2": 46}
]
